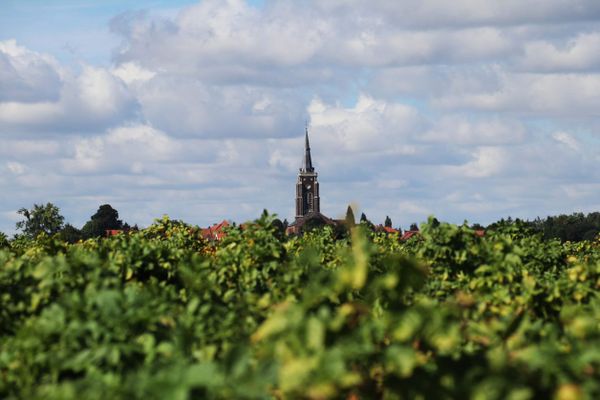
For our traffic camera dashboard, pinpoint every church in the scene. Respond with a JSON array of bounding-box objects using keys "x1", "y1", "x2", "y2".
[{"x1": 287, "y1": 128, "x2": 337, "y2": 234}]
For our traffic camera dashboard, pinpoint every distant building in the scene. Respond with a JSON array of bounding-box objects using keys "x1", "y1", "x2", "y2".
[
  {"x1": 105, "y1": 229, "x2": 123, "y2": 237},
  {"x1": 296, "y1": 127, "x2": 320, "y2": 217},
  {"x1": 375, "y1": 225, "x2": 401, "y2": 235},
  {"x1": 201, "y1": 220, "x2": 230, "y2": 241},
  {"x1": 287, "y1": 128, "x2": 337, "y2": 234},
  {"x1": 400, "y1": 230, "x2": 420, "y2": 241},
  {"x1": 398, "y1": 228, "x2": 485, "y2": 241}
]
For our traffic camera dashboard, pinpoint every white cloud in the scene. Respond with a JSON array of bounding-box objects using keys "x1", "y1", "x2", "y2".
[
  {"x1": 448, "y1": 146, "x2": 508, "y2": 178},
  {"x1": 309, "y1": 95, "x2": 421, "y2": 153},
  {"x1": 0, "y1": 63, "x2": 137, "y2": 134},
  {"x1": 112, "y1": 0, "x2": 326, "y2": 75},
  {"x1": 561, "y1": 183, "x2": 600, "y2": 200},
  {"x1": 434, "y1": 72, "x2": 600, "y2": 117},
  {"x1": 520, "y1": 32, "x2": 600, "y2": 72},
  {"x1": 552, "y1": 131, "x2": 581, "y2": 151},
  {"x1": 332, "y1": 27, "x2": 513, "y2": 67},
  {"x1": 6, "y1": 161, "x2": 26, "y2": 175},
  {"x1": 396, "y1": 200, "x2": 431, "y2": 215},
  {"x1": 0, "y1": 39, "x2": 62, "y2": 102},
  {"x1": 318, "y1": 0, "x2": 600, "y2": 28},
  {"x1": 423, "y1": 115, "x2": 527, "y2": 145},
  {"x1": 134, "y1": 75, "x2": 304, "y2": 138},
  {"x1": 61, "y1": 124, "x2": 180, "y2": 173},
  {"x1": 77, "y1": 66, "x2": 134, "y2": 117},
  {"x1": 110, "y1": 0, "x2": 520, "y2": 82},
  {"x1": 0, "y1": 139, "x2": 61, "y2": 157},
  {"x1": 112, "y1": 62, "x2": 156, "y2": 85},
  {"x1": 376, "y1": 179, "x2": 408, "y2": 190}
]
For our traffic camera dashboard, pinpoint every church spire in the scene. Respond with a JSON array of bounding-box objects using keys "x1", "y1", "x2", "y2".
[
  {"x1": 302, "y1": 127, "x2": 314, "y2": 173},
  {"x1": 296, "y1": 125, "x2": 320, "y2": 220}
]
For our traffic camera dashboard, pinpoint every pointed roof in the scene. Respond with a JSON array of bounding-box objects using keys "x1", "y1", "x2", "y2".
[{"x1": 302, "y1": 127, "x2": 314, "y2": 173}]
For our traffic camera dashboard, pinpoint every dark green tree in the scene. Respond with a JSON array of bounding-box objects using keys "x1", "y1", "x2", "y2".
[
  {"x1": 59, "y1": 224, "x2": 82, "y2": 243},
  {"x1": 302, "y1": 215, "x2": 329, "y2": 233},
  {"x1": 359, "y1": 212, "x2": 375, "y2": 230},
  {"x1": 345, "y1": 205, "x2": 356, "y2": 227},
  {"x1": 15, "y1": 203, "x2": 64, "y2": 238},
  {"x1": 409, "y1": 223, "x2": 419, "y2": 231},
  {"x1": 489, "y1": 212, "x2": 600, "y2": 242},
  {"x1": 271, "y1": 218, "x2": 285, "y2": 239},
  {"x1": 81, "y1": 204, "x2": 123, "y2": 239},
  {"x1": 384, "y1": 216, "x2": 392, "y2": 228},
  {"x1": 0, "y1": 231, "x2": 8, "y2": 248}
]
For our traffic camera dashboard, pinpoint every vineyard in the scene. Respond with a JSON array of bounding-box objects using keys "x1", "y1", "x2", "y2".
[{"x1": 1, "y1": 215, "x2": 599, "y2": 399}]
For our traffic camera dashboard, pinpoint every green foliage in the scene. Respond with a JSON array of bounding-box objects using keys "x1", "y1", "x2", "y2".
[
  {"x1": 59, "y1": 224, "x2": 82, "y2": 244},
  {"x1": 81, "y1": 204, "x2": 124, "y2": 239},
  {"x1": 15, "y1": 203, "x2": 65, "y2": 239},
  {"x1": 270, "y1": 218, "x2": 285, "y2": 239},
  {"x1": 492, "y1": 212, "x2": 600, "y2": 242},
  {"x1": 301, "y1": 214, "x2": 334, "y2": 234},
  {"x1": 0, "y1": 232, "x2": 8, "y2": 248},
  {"x1": 1, "y1": 213, "x2": 599, "y2": 399}
]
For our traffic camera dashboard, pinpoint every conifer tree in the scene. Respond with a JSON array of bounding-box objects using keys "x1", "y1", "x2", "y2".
[
  {"x1": 384, "y1": 216, "x2": 392, "y2": 228},
  {"x1": 345, "y1": 205, "x2": 356, "y2": 227}
]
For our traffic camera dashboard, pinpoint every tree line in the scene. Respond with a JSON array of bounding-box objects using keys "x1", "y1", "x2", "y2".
[
  {"x1": 7, "y1": 203, "x2": 132, "y2": 243},
  {"x1": 487, "y1": 212, "x2": 600, "y2": 242},
  {"x1": 342, "y1": 207, "x2": 600, "y2": 243},
  {"x1": 1, "y1": 202, "x2": 599, "y2": 244}
]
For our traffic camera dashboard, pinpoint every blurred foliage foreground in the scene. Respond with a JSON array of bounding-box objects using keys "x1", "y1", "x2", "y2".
[{"x1": 1, "y1": 215, "x2": 599, "y2": 400}]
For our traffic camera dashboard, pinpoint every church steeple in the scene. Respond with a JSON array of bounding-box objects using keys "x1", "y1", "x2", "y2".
[
  {"x1": 302, "y1": 127, "x2": 314, "y2": 173},
  {"x1": 296, "y1": 127, "x2": 320, "y2": 219}
]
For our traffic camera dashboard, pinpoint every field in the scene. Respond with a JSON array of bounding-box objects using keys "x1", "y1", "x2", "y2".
[{"x1": 1, "y1": 215, "x2": 599, "y2": 399}]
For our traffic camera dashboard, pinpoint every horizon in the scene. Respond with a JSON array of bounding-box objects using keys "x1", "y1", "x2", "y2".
[{"x1": 2, "y1": 0, "x2": 600, "y2": 234}]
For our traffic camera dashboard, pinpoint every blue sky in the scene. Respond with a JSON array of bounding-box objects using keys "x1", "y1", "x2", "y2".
[
  {"x1": 0, "y1": 1, "x2": 200, "y2": 64},
  {"x1": 1, "y1": 0, "x2": 600, "y2": 233}
]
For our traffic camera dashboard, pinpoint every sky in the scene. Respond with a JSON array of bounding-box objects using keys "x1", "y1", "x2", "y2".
[{"x1": 1, "y1": 0, "x2": 600, "y2": 233}]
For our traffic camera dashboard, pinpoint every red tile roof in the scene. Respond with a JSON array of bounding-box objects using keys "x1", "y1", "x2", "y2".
[
  {"x1": 201, "y1": 220, "x2": 230, "y2": 240},
  {"x1": 400, "y1": 230, "x2": 420, "y2": 241},
  {"x1": 382, "y1": 226, "x2": 400, "y2": 234}
]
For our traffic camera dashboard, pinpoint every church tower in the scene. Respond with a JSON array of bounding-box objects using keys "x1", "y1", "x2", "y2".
[{"x1": 295, "y1": 128, "x2": 320, "y2": 220}]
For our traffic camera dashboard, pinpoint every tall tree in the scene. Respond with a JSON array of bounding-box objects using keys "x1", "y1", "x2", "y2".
[
  {"x1": 15, "y1": 203, "x2": 64, "y2": 238},
  {"x1": 0, "y1": 231, "x2": 8, "y2": 248},
  {"x1": 384, "y1": 216, "x2": 392, "y2": 228},
  {"x1": 359, "y1": 212, "x2": 375, "y2": 230},
  {"x1": 81, "y1": 204, "x2": 123, "y2": 239},
  {"x1": 345, "y1": 205, "x2": 356, "y2": 227},
  {"x1": 271, "y1": 218, "x2": 285, "y2": 239}
]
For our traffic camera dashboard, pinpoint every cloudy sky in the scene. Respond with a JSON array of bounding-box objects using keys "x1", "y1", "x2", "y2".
[{"x1": 1, "y1": 0, "x2": 600, "y2": 232}]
